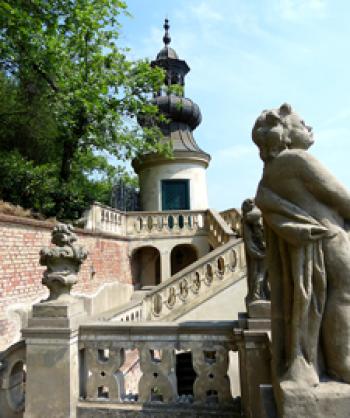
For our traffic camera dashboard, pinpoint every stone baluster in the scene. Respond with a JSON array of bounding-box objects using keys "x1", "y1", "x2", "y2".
[
  {"x1": 192, "y1": 345, "x2": 232, "y2": 404},
  {"x1": 85, "y1": 346, "x2": 125, "y2": 401},
  {"x1": 138, "y1": 345, "x2": 177, "y2": 403}
]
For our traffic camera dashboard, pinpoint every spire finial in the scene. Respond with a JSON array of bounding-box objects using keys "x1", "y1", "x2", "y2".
[{"x1": 163, "y1": 18, "x2": 171, "y2": 46}]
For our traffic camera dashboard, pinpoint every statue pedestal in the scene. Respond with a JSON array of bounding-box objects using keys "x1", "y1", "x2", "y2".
[
  {"x1": 262, "y1": 380, "x2": 350, "y2": 418},
  {"x1": 23, "y1": 299, "x2": 86, "y2": 418},
  {"x1": 279, "y1": 380, "x2": 350, "y2": 418},
  {"x1": 247, "y1": 300, "x2": 271, "y2": 318}
]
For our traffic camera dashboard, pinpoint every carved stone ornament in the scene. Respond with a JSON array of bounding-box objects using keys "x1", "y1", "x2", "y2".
[
  {"x1": 241, "y1": 198, "x2": 269, "y2": 306},
  {"x1": 253, "y1": 103, "x2": 350, "y2": 417},
  {"x1": 40, "y1": 223, "x2": 88, "y2": 301}
]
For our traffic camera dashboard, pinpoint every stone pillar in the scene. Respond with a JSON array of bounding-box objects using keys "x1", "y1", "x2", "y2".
[
  {"x1": 22, "y1": 224, "x2": 88, "y2": 418},
  {"x1": 235, "y1": 328, "x2": 271, "y2": 418},
  {"x1": 160, "y1": 249, "x2": 171, "y2": 281},
  {"x1": 23, "y1": 300, "x2": 85, "y2": 418}
]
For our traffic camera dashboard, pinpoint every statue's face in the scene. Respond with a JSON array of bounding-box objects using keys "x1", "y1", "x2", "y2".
[{"x1": 285, "y1": 113, "x2": 314, "y2": 150}]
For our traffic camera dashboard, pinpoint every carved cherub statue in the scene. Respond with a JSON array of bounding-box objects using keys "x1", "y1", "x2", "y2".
[{"x1": 253, "y1": 103, "x2": 350, "y2": 389}]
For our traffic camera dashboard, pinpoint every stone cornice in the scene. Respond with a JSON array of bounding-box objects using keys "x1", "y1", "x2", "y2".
[
  {"x1": 0, "y1": 213, "x2": 129, "y2": 241},
  {"x1": 132, "y1": 150, "x2": 211, "y2": 173}
]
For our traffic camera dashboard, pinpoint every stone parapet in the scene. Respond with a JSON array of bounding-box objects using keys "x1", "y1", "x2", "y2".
[{"x1": 78, "y1": 321, "x2": 240, "y2": 417}]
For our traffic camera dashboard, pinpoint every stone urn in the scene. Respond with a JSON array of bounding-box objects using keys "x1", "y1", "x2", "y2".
[{"x1": 40, "y1": 223, "x2": 88, "y2": 301}]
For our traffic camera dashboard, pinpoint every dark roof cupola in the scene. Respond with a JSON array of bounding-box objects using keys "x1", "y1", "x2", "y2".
[{"x1": 148, "y1": 19, "x2": 206, "y2": 150}]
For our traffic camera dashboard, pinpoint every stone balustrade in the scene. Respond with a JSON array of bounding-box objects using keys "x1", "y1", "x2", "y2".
[
  {"x1": 78, "y1": 321, "x2": 241, "y2": 417},
  {"x1": 206, "y1": 209, "x2": 236, "y2": 248},
  {"x1": 125, "y1": 209, "x2": 206, "y2": 237},
  {"x1": 105, "y1": 299, "x2": 143, "y2": 323},
  {"x1": 141, "y1": 239, "x2": 245, "y2": 321},
  {"x1": 83, "y1": 202, "x2": 126, "y2": 235},
  {"x1": 0, "y1": 340, "x2": 26, "y2": 418},
  {"x1": 219, "y1": 208, "x2": 242, "y2": 237},
  {"x1": 83, "y1": 203, "x2": 239, "y2": 242}
]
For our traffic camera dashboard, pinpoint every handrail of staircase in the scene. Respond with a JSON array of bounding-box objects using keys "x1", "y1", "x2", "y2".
[
  {"x1": 99, "y1": 297, "x2": 144, "y2": 323},
  {"x1": 107, "y1": 238, "x2": 245, "y2": 323},
  {"x1": 142, "y1": 238, "x2": 246, "y2": 321},
  {"x1": 206, "y1": 209, "x2": 236, "y2": 248},
  {"x1": 219, "y1": 207, "x2": 242, "y2": 237}
]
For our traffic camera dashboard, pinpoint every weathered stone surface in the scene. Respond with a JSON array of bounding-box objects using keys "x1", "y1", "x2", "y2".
[
  {"x1": 278, "y1": 380, "x2": 350, "y2": 418},
  {"x1": 77, "y1": 402, "x2": 240, "y2": 418},
  {"x1": 23, "y1": 329, "x2": 80, "y2": 418},
  {"x1": 23, "y1": 224, "x2": 88, "y2": 418},
  {"x1": 32, "y1": 298, "x2": 84, "y2": 318},
  {"x1": 0, "y1": 340, "x2": 26, "y2": 418},
  {"x1": 247, "y1": 300, "x2": 271, "y2": 319},
  {"x1": 241, "y1": 199, "x2": 269, "y2": 310},
  {"x1": 235, "y1": 330, "x2": 271, "y2": 418},
  {"x1": 40, "y1": 223, "x2": 88, "y2": 301},
  {"x1": 252, "y1": 103, "x2": 350, "y2": 412}
]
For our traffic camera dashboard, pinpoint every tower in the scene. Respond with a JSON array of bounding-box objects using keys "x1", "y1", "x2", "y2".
[{"x1": 132, "y1": 19, "x2": 211, "y2": 211}]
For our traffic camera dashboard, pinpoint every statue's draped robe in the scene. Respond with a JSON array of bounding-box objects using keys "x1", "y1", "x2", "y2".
[{"x1": 256, "y1": 186, "x2": 331, "y2": 383}]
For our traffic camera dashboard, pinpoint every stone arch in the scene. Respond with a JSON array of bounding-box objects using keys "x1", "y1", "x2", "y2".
[
  {"x1": 131, "y1": 246, "x2": 161, "y2": 288},
  {"x1": 170, "y1": 244, "x2": 198, "y2": 276}
]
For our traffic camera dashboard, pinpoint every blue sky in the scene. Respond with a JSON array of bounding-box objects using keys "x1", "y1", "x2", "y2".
[{"x1": 119, "y1": 0, "x2": 350, "y2": 210}]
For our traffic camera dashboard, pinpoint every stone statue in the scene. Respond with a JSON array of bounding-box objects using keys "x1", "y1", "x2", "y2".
[
  {"x1": 241, "y1": 198, "x2": 269, "y2": 306},
  {"x1": 40, "y1": 223, "x2": 88, "y2": 301},
  {"x1": 252, "y1": 103, "x2": 350, "y2": 389}
]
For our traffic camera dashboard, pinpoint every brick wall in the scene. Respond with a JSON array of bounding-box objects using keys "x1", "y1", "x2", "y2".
[{"x1": 0, "y1": 214, "x2": 132, "y2": 350}]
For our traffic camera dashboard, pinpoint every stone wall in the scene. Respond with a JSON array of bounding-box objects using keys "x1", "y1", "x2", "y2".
[{"x1": 0, "y1": 214, "x2": 132, "y2": 350}]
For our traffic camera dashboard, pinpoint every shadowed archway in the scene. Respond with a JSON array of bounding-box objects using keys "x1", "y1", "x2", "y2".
[
  {"x1": 170, "y1": 244, "x2": 198, "y2": 276},
  {"x1": 131, "y1": 246, "x2": 161, "y2": 288}
]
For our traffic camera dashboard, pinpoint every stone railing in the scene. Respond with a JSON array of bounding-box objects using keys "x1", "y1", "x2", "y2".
[
  {"x1": 83, "y1": 202, "x2": 207, "y2": 238},
  {"x1": 220, "y1": 207, "x2": 242, "y2": 237},
  {"x1": 125, "y1": 209, "x2": 206, "y2": 237},
  {"x1": 102, "y1": 298, "x2": 144, "y2": 323},
  {"x1": 83, "y1": 203, "x2": 241, "y2": 241},
  {"x1": 0, "y1": 340, "x2": 26, "y2": 418},
  {"x1": 206, "y1": 209, "x2": 236, "y2": 248},
  {"x1": 142, "y1": 239, "x2": 245, "y2": 321},
  {"x1": 83, "y1": 202, "x2": 126, "y2": 235},
  {"x1": 78, "y1": 321, "x2": 241, "y2": 417}
]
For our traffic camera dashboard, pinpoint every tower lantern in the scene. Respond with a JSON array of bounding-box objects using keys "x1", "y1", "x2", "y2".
[{"x1": 132, "y1": 19, "x2": 211, "y2": 211}]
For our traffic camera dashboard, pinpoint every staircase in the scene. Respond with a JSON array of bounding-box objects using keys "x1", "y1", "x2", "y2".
[
  {"x1": 83, "y1": 203, "x2": 245, "y2": 323},
  {"x1": 0, "y1": 206, "x2": 247, "y2": 418}
]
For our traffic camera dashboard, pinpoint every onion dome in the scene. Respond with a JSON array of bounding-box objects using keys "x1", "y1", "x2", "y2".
[
  {"x1": 149, "y1": 19, "x2": 206, "y2": 147},
  {"x1": 133, "y1": 19, "x2": 210, "y2": 173},
  {"x1": 153, "y1": 95, "x2": 202, "y2": 131}
]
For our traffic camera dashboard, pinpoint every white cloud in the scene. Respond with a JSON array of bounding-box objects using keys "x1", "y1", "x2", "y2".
[{"x1": 277, "y1": 0, "x2": 327, "y2": 22}]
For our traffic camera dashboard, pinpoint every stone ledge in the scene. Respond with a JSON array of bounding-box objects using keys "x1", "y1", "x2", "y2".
[
  {"x1": 0, "y1": 213, "x2": 129, "y2": 241},
  {"x1": 247, "y1": 300, "x2": 271, "y2": 319},
  {"x1": 279, "y1": 380, "x2": 350, "y2": 418},
  {"x1": 261, "y1": 381, "x2": 350, "y2": 418},
  {"x1": 77, "y1": 401, "x2": 240, "y2": 418}
]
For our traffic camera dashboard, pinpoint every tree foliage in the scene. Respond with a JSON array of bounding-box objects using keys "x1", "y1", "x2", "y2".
[{"x1": 0, "y1": 0, "x2": 167, "y2": 219}]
